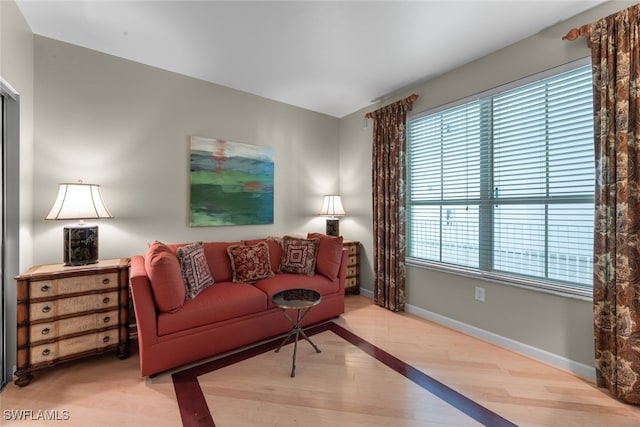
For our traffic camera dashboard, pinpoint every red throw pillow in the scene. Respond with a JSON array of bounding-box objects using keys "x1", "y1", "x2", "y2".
[
  {"x1": 308, "y1": 233, "x2": 344, "y2": 280},
  {"x1": 280, "y1": 236, "x2": 320, "y2": 276},
  {"x1": 227, "y1": 242, "x2": 275, "y2": 283},
  {"x1": 145, "y1": 241, "x2": 186, "y2": 312}
]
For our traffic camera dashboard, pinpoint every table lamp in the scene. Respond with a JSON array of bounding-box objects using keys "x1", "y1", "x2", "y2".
[
  {"x1": 319, "y1": 195, "x2": 345, "y2": 236},
  {"x1": 45, "y1": 181, "x2": 113, "y2": 266}
]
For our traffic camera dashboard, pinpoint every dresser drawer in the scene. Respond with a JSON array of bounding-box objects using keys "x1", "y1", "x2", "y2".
[
  {"x1": 345, "y1": 277, "x2": 358, "y2": 288},
  {"x1": 345, "y1": 244, "x2": 359, "y2": 255},
  {"x1": 29, "y1": 291, "x2": 119, "y2": 321},
  {"x1": 346, "y1": 266, "x2": 358, "y2": 277},
  {"x1": 30, "y1": 272, "x2": 119, "y2": 299},
  {"x1": 30, "y1": 309, "x2": 119, "y2": 342},
  {"x1": 30, "y1": 329, "x2": 119, "y2": 365}
]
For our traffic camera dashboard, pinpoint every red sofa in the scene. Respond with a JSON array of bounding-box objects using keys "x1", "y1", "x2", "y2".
[{"x1": 129, "y1": 234, "x2": 347, "y2": 377}]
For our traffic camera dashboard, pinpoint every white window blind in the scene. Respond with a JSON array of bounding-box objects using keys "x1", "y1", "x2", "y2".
[{"x1": 407, "y1": 64, "x2": 595, "y2": 294}]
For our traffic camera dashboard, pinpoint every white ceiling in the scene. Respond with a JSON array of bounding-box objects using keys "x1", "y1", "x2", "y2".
[{"x1": 15, "y1": 0, "x2": 605, "y2": 118}]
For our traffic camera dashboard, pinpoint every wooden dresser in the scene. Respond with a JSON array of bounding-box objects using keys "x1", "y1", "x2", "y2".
[
  {"x1": 342, "y1": 240, "x2": 360, "y2": 294},
  {"x1": 14, "y1": 258, "x2": 130, "y2": 386}
]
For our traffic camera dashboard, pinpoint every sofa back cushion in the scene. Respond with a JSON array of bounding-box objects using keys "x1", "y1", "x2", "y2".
[
  {"x1": 167, "y1": 241, "x2": 240, "y2": 283},
  {"x1": 145, "y1": 241, "x2": 186, "y2": 312},
  {"x1": 308, "y1": 233, "x2": 344, "y2": 280},
  {"x1": 202, "y1": 241, "x2": 242, "y2": 282}
]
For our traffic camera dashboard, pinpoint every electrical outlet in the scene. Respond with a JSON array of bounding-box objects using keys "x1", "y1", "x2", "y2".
[{"x1": 475, "y1": 286, "x2": 485, "y2": 302}]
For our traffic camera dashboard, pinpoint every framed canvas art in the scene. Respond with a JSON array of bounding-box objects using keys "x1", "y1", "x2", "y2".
[{"x1": 190, "y1": 136, "x2": 274, "y2": 226}]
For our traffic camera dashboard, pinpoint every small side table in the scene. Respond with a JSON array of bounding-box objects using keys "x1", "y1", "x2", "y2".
[
  {"x1": 14, "y1": 258, "x2": 130, "y2": 386},
  {"x1": 272, "y1": 289, "x2": 322, "y2": 377},
  {"x1": 343, "y1": 240, "x2": 360, "y2": 294}
]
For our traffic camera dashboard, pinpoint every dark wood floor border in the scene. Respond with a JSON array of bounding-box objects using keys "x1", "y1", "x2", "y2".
[
  {"x1": 330, "y1": 323, "x2": 517, "y2": 427},
  {"x1": 172, "y1": 321, "x2": 517, "y2": 427}
]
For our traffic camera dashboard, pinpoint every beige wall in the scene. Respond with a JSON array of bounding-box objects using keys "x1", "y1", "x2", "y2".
[
  {"x1": 339, "y1": 1, "x2": 636, "y2": 370},
  {"x1": 32, "y1": 37, "x2": 341, "y2": 266}
]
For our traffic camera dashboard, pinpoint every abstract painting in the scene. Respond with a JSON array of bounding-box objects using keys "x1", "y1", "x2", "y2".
[{"x1": 190, "y1": 136, "x2": 274, "y2": 226}]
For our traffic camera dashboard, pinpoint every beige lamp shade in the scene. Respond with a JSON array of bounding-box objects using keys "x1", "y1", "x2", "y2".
[
  {"x1": 319, "y1": 195, "x2": 345, "y2": 218},
  {"x1": 45, "y1": 182, "x2": 113, "y2": 220}
]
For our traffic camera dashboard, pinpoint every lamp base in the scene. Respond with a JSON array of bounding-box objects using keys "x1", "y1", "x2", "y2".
[
  {"x1": 64, "y1": 225, "x2": 99, "y2": 266},
  {"x1": 325, "y1": 219, "x2": 340, "y2": 236}
]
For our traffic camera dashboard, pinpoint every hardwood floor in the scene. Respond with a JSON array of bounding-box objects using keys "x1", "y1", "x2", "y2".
[{"x1": 1, "y1": 295, "x2": 639, "y2": 426}]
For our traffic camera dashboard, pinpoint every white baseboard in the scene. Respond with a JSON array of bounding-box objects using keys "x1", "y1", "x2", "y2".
[
  {"x1": 358, "y1": 288, "x2": 374, "y2": 299},
  {"x1": 354, "y1": 288, "x2": 595, "y2": 381}
]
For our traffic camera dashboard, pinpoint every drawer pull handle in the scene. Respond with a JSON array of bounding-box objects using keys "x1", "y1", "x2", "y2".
[
  {"x1": 102, "y1": 297, "x2": 110, "y2": 304},
  {"x1": 103, "y1": 316, "x2": 111, "y2": 323},
  {"x1": 42, "y1": 349, "x2": 50, "y2": 356},
  {"x1": 42, "y1": 306, "x2": 51, "y2": 313},
  {"x1": 103, "y1": 336, "x2": 110, "y2": 343},
  {"x1": 41, "y1": 328, "x2": 50, "y2": 335},
  {"x1": 102, "y1": 278, "x2": 110, "y2": 285},
  {"x1": 40, "y1": 284, "x2": 50, "y2": 292}
]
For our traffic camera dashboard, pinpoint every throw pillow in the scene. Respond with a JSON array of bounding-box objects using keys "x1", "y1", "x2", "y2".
[
  {"x1": 176, "y1": 242, "x2": 215, "y2": 300},
  {"x1": 227, "y1": 241, "x2": 275, "y2": 283},
  {"x1": 243, "y1": 237, "x2": 283, "y2": 273},
  {"x1": 280, "y1": 236, "x2": 320, "y2": 275},
  {"x1": 145, "y1": 241, "x2": 186, "y2": 312},
  {"x1": 308, "y1": 233, "x2": 344, "y2": 280}
]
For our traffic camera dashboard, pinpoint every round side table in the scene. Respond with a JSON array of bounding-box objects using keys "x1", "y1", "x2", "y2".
[{"x1": 272, "y1": 288, "x2": 322, "y2": 377}]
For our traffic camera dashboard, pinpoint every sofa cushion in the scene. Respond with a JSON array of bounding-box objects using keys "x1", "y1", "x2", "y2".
[
  {"x1": 254, "y1": 273, "x2": 340, "y2": 309},
  {"x1": 308, "y1": 233, "x2": 344, "y2": 280},
  {"x1": 279, "y1": 236, "x2": 320, "y2": 275},
  {"x1": 243, "y1": 237, "x2": 282, "y2": 273},
  {"x1": 157, "y1": 282, "x2": 268, "y2": 336},
  {"x1": 168, "y1": 241, "x2": 241, "y2": 283},
  {"x1": 227, "y1": 242, "x2": 275, "y2": 283},
  {"x1": 145, "y1": 241, "x2": 186, "y2": 313},
  {"x1": 176, "y1": 242, "x2": 215, "y2": 300}
]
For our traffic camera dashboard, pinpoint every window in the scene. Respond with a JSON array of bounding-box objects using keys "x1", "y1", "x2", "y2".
[{"x1": 407, "y1": 62, "x2": 594, "y2": 297}]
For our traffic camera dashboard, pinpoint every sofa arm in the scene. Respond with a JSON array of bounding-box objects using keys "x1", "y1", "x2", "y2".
[
  {"x1": 129, "y1": 255, "x2": 159, "y2": 345},
  {"x1": 337, "y1": 248, "x2": 348, "y2": 293}
]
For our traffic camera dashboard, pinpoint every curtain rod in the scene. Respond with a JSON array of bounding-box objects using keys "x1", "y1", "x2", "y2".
[
  {"x1": 364, "y1": 94, "x2": 418, "y2": 119},
  {"x1": 563, "y1": 3, "x2": 640, "y2": 41}
]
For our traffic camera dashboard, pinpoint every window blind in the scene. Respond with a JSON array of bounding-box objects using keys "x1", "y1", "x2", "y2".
[{"x1": 407, "y1": 64, "x2": 595, "y2": 292}]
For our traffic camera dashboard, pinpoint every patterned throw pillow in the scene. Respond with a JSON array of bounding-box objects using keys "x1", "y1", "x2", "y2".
[
  {"x1": 176, "y1": 242, "x2": 215, "y2": 299},
  {"x1": 280, "y1": 236, "x2": 320, "y2": 275},
  {"x1": 227, "y1": 241, "x2": 275, "y2": 283},
  {"x1": 242, "y1": 237, "x2": 283, "y2": 273}
]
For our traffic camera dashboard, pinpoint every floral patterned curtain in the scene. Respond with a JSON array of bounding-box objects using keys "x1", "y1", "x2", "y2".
[
  {"x1": 565, "y1": 4, "x2": 640, "y2": 404},
  {"x1": 366, "y1": 94, "x2": 417, "y2": 312}
]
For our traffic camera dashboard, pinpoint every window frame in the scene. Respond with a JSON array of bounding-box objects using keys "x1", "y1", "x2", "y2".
[{"x1": 405, "y1": 58, "x2": 594, "y2": 301}]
